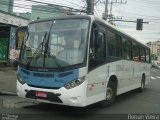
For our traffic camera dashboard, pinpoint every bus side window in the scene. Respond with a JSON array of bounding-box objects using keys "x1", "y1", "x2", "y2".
[
  {"x1": 89, "y1": 25, "x2": 106, "y2": 71},
  {"x1": 140, "y1": 47, "x2": 146, "y2": 62},
  {"x1": 133, "y1": 42, "x2": 140, "y2": 61},
  {"x1": 95, "y1": 32, "x2": 106, "y2": 59},
  {"x1": 108, "y1": 30, "x2": 122, "y2": 58},
  {"x1": 116, "y1": 35, "x2": 122, "y2": 58},
  {"x1": 122, "y1": 38, "x2": 132, "y2": 60},
  {"x1": 146, "y1": 49, "x2": 150, "y2": 63},
  {"x1": 108, "y1": 31, "x2": 116, "y2": 57}
]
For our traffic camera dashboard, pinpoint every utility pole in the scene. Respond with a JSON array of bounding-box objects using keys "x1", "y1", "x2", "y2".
[
  {"x1": 102, "y1": 0, "x2": 108, "y2": 20},
  {"x1": 108, "y1": 0, "x2": 127, "y2": 21},
  {"x1": 86, "y1": 0, "x2": 94, "y2": 15},
  {"x1": 103, "y1": 0, "x2": 127, "y2": 21},
  {"x1": 109, "y1": 1, "x2": 113, "y2": 20}
]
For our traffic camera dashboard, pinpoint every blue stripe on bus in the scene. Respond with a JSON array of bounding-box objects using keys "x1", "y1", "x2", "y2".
[{"x1": 18, "y1": 67, "x2": 79, "y2": 88}]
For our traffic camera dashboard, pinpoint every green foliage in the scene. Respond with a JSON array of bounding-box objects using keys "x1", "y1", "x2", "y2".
[
  {"x1": 151, "y1": 54, "x2": 158, "y2": 60},
  {"x1": 0, "y1": 38, "x2": 8, "y2": 61}
]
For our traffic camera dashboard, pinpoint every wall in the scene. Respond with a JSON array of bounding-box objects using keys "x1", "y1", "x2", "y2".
[
  {"x1": 9, "y1": 27, "x2": 20, "y2": 63},
  {"x1": 0, "y1": 11, "x2": 29, "y2": 26}
]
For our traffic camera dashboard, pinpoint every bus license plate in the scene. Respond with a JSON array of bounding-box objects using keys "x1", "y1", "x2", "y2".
[{"x1": 36, "y1": 91, "x2": 47, "y2": 98}]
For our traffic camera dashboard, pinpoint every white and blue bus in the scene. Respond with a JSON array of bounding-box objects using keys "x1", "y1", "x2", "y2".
[{"x1": 16, "y1": 15, "x2": 151, "y2": 107}]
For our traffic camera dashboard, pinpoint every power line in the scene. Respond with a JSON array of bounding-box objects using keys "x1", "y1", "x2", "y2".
[
  {"x1": 64, "y1": 0, "x2": 85, "y2": 8},
  {"x1": 94, "y1": 0, "x2": 104, "y2": 17},
  {"x1": 122, "y1": 16, "x2": 160, "y2": 21},
  {"x1": 113, "y1": 11, "x2": 160, "y2": 19},
  {"x1": 16, "y1": 0, "x2": 84, "y2": 8},
  {"x1": 139, "y1": 0, "x2": 160, "y2": 2},
  {"x1": 94, "y1": 5, "x2": 101, "y2": 17},
  {"x1": 133, "y1": 0, "x2": 160, "y2": 4},
  {"x1": 1, "y1": 5, "x2": 63, "y2": 14},
  {"x1": 0, "y1": 0, "x2": 86, "y2": 14},
  {"x1": 42, "y1": 0, "x2": 85, "y2": 8},
  {"x1": 113, "y1": 17, "x2": 160, "y2": 24},
  {"x1": 95, "y1": 0, "x2": 101, "y2": 5},
  {"x1": 0, "y1": 1, "x2": 71, "y2": 14},
  {"x1": 25, "y1": 0, "x2": 86, "y2": 12},
  {"x1": 81, "y1": 3, "x2": 87, "y2": 12}
]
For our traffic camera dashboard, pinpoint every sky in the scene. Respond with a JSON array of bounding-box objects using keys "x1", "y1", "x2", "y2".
[
  {"x1": 112, "y1": 0, "x2": 160, "y2": 44},
  {"x1": 13, "y1": 0, "x2": 160, "y2": 44}
]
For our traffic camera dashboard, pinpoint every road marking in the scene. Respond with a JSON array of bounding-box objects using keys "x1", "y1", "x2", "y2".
[{"x1": 151, "y1": 76, "x2": 156, "y2": 80}]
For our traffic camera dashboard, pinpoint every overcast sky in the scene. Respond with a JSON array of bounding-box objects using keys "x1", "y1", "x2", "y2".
[
  {"x1": 13, "y1": 0, "x2": 160, "y2": 44},
  {"x1": 113, "y1": 0, "x2": 160, "y2": 44}
]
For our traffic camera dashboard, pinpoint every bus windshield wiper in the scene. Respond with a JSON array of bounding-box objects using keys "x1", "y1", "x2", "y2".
[
  {"x1": 52, "y1": 55, "x2": 64, "y2": 71},
  {"x1": 42, "y1": 21, "x2": 64, "y2": 70},
  {"x1": 25, "y1": 32, "x2": 47, "y2": 69}
]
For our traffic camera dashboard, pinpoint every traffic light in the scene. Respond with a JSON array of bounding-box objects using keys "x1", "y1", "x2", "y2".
[{"x1": 136, "y1": 19, "x2": 143, "y2": 30}]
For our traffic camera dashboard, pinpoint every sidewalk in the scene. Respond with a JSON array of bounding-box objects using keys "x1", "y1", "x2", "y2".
[{"x1": 0, "y1": 65, "x2": 17, "y2": 94}]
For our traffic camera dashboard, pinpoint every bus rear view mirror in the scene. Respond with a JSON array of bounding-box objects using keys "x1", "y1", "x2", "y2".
[{"x1": 15, "y1": 26, "x2": 27, "y2": 49}]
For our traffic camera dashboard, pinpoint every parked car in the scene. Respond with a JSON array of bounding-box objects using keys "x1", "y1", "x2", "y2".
[{"x1": 151, "y1": 63, "x2": 160, "y2": 69}]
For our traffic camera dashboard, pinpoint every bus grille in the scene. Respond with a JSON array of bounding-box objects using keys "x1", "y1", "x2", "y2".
[
  {"x1": 28, "y1": 84, "x2": 60, "y2": 89},
  {"x1": 33, "y1": 73, "x2": 54, "y2": 78}
]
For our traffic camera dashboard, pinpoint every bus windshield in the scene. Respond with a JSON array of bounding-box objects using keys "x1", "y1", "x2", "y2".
[{"x1": 20, "y1": 19, "x2": 89, "y2": 69}]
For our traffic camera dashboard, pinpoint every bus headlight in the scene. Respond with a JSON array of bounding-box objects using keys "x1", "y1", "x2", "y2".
[
  {"x1": 17, "y1": 74, "x2": 26, "y2": 85},
  {"x1": 64, "y1": 76, "x2": 86, "y2": 89}
]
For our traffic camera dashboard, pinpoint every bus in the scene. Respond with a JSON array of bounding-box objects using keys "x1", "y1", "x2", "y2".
[{"x1": 16, "y1": 15, "x2": 151, "y2": 107}]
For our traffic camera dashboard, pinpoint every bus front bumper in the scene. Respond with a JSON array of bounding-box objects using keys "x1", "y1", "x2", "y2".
[{"x1": 16, "y1": 80, "x2": 88, "y2": 107}]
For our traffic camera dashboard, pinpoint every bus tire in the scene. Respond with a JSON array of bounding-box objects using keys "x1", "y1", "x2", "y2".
[
  {"x1": 138, "y1": 75, "x2": 145, "y2": 92},
  {"x1": 98, "y1": 80, "x2": 116, "y2": 107}
]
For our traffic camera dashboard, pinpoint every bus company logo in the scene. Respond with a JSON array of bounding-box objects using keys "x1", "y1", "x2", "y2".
[{"x1": 88, "y1": 84, "x2": 94, "y2": 91}]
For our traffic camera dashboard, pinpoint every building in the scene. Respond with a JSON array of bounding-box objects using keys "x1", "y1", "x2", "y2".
[
  {"x1": 0, "y1": 0, "x2": 14, "y2": 13},
  {"x1": 146, "y1": 41, "x2": 160, "y2": 63},
  {"x1": 30, "y1": 5, "x2": 69, "y2": 20},
  {"x1": 17, "y1": 4, "x2": 73, "y2": 20},
  {"x1": 146, "y1": 41, "x2": 160, "y2": 55},
  {"x1": 19, "y1": 12, "x2": 31, "y2": 20},
  {"x1": 0, "y1": 0, "x2": 30, "y2": 65},
  {"x1": 0, "y1": 10, "x2": 29, "y2": 64}
]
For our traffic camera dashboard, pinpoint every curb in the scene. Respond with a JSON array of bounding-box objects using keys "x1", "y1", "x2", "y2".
[
  {"x1": 0, "y1": 91, "x2": 17, "y2": 96},
  {"x1": 0, "y1": 67, "x2": 17, "y2": 71}
]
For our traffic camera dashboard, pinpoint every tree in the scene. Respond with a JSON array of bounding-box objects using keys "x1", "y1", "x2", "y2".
[{"x1": 151, "y1": 54, "x2": 158, "y2": 60}]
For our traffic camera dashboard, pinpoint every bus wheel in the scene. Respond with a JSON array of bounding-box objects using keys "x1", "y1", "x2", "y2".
[
  {"x1": 98, "y1": 80, "x2": 116, "y2": 107},
  {"x1": 138, "y1": 75, "x2": 145, "y2": 92}
]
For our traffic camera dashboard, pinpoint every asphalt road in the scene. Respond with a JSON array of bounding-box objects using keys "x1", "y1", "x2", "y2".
[{"x1": 0, "y1": 68, "x2": 160, "y2": 120}]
